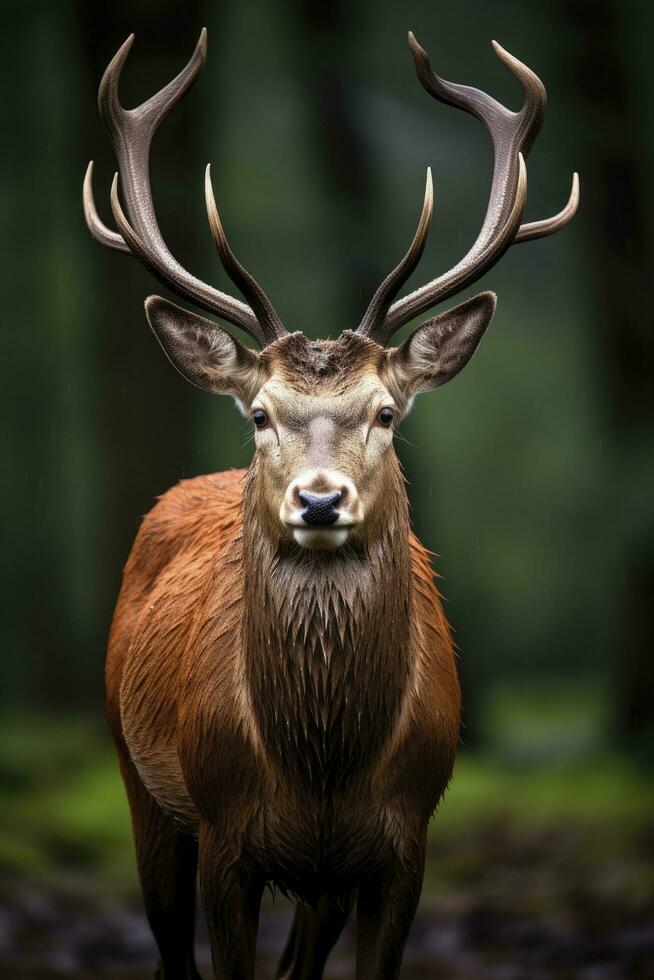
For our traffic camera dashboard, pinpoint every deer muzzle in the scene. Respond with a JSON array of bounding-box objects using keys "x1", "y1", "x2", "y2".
[{"x1": 280, "y1": 469, "x2": 362, "y2": 550}]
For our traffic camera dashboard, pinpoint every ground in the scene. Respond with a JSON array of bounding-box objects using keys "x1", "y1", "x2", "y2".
[{"x1": 0, "y1": 714, "x2": 652, "y2": 979}]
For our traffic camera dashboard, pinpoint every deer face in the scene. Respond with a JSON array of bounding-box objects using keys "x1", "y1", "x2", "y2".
[
  {"x1": 251, "y1": 335, "x2": 396, "y2": 550},
  {"x1": 87, "y1": 30, "x2": 578, "y2": 550},
  {"x1": 146, "y1": 294, "x2": 497, "y2": 550}
]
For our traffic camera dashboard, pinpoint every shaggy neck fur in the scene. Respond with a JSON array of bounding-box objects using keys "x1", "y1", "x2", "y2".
[{"x1": 241, "y1": 454, "x2": 413, "y2": 794}]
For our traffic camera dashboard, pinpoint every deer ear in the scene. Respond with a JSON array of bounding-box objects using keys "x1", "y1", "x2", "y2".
[
  {"x1": 145, "y1": 296, "x2": 263, "y2": 408},
  {"x1": 386, "y1": 291, "x2": 497, "y2": 401}
]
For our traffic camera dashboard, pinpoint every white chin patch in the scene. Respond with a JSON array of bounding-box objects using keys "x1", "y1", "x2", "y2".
[{"x1": 293, "y1": 527, "x2": 349, "y2": 551}]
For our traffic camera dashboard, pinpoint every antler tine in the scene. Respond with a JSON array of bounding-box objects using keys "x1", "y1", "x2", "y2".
[
  {"x1": 360, "y1": 33, "x2": 578, "y2": 344},
  {"x1": 84, "y1": 32, "x2": 204, "y2": 258},
  {"x1": 490, "y1": 40, "x2": 547, "y2": 154},
  {"x1": 515, "y1": 171, "x2": 580, "y2": 243},
  {"x1": 83, "y1": 160, "x2": 130, "y2": 253},
  {"x1": 102, "y1": 31, "x2": 205, "y2": 133},
  {"x1": 357, "y1": 169, "x2": 434, "y2": 343},
  {"x1": 84, "y1": 30, "x2": 285, "y2": 347},
  {"x1": 96, "y1": 30, "x2": 205, "y2": 247},
  {"x1": 204, "y1": 166, "x2": 286, "y2": 346}
]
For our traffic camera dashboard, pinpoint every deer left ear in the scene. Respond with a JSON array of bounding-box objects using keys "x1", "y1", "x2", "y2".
[
  {"x1": 385, "y1": 291, "x2": 497, "y2": 402},
  {"x1": 145, "y1": 295, "x2": 264, "y2": 410}
]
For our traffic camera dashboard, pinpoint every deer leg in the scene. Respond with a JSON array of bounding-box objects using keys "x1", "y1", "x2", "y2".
[
  {"x1": 197, "y1": 824, "x2": 263, "y2": 980},
  {"x1": 117, "y1": 747, "x2": 201, "y2": 979},
  {"x1": 355, "y1": 840, "x2": 426, "y2": 980},
  {"x1": 275, "y1": 893, "x2": 354, "y2": 980}
]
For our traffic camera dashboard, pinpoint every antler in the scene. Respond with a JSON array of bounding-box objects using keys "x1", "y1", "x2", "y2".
[
  {"x1": 357, "y1": 33, "x2": 579, "y2": 345},
  {"x1": 83, "y1": 30, "x2": 286, "y2": 348}
]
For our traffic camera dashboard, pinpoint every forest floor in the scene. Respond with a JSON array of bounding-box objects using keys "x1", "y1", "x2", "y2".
[{"x1": 0, "y1": 714, "x2": 653, "y2": 979}]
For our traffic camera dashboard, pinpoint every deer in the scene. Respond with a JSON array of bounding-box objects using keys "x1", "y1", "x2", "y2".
[{"x1": 83, "y1": 25, "x2": 578, "y2": 980}]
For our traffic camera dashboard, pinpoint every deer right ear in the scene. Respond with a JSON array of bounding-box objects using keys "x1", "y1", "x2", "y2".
[
  {"x1": 384, "y1": 292, "x2": 497, "y2": 406},
  {"x1": 145, "y1": 296, "x2": 264, "y2": 408}
]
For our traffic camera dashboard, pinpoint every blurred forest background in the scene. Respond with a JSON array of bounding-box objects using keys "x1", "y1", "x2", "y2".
[{"x1": 2, "y1": 0, "x2": 654, "y2": 977}]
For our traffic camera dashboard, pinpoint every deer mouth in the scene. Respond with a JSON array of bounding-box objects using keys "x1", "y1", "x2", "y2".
[
  {"x1": 283, "y1": 508, "x2": 361, "y2": 549},
  {"x1": 291, "y1": 527, "x2": 351, "y2": 550}
]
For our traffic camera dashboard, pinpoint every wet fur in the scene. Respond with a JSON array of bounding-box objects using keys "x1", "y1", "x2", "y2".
[
  {"x1": 106, "y1": 332, "x2": 462, "y2": 977},
  {"x1": 108, "y1": 467, "x2": 459, "y2": 890}
]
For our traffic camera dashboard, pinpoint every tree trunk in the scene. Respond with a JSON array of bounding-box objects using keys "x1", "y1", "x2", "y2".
[{"x1": 564, "y1": 0, "x2": 654, "y2": 753}]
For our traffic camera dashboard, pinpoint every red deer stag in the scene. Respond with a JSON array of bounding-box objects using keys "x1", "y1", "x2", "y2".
[{"x1": 84, "y1": 27, "x2": 578, "y2": 980}]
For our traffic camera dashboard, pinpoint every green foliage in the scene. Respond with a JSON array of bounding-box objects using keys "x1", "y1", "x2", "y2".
[
  {"x1": 1, "y1": 713, "x2": 652, "y2": 895},
  {"x1": 0, "y1": 715, "x2": 133, "y2": 888}
]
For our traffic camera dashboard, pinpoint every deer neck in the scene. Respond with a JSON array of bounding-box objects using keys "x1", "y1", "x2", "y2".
[{"x1": 240, "y1": 455, "x2": 413, "y2": 785}]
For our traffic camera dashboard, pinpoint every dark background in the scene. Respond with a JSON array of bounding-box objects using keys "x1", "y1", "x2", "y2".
[{"x1": 1, "y1": 1, "x2": 653, "y2": 977}]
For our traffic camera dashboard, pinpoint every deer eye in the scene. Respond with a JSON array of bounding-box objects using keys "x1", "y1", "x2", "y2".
[
  {"x1": 253, "y1": 409, "x2": 268, "y2": 428},
  {"x1": 378, "y1": 408, "x2": 394, "y2": 427}
]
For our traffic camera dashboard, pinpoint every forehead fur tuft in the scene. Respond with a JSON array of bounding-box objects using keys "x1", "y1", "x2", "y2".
[{"x1": 261, "y1": 330, "x2": 385, "y2": 392}]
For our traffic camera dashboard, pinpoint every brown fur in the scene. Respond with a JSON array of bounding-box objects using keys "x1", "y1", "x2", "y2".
[{"x1": 106, "y1": 331, "x2": 461, "y2": 978}]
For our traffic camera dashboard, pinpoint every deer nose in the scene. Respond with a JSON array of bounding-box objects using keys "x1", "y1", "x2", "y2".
[{"x1": 299, "y1": 490, "x2": 342, "y2": 526}]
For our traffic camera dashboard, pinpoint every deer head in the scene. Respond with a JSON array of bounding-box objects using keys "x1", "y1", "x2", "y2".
[{"x1": 84, "y1": 29, "x2": 578, "y2": 551}]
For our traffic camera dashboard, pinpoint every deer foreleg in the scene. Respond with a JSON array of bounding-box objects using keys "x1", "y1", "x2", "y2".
[
  {"x1": 198, "y1": 823, "x2": 263, "y2": 980},
  {"x1": 355, "y1": 838, "x2": 426, "y2": 980}
]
